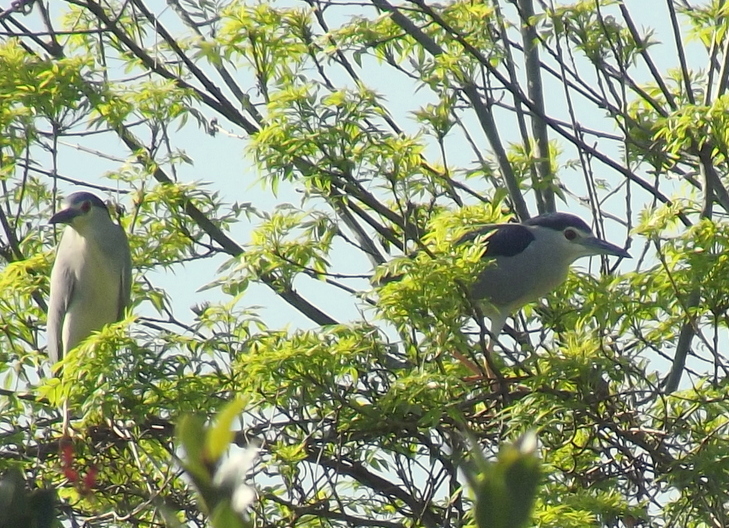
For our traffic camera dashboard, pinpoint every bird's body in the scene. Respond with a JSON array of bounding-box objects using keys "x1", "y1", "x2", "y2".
[
  {"x1": 457, "y1": 212, "x2": 630, "y2": 344},
  {"x1": 467, "y1": 225, "x2": 570, "y2": 314},
  {"x1": 47, "y1": 192, "x2": 132, "y2": 364}
]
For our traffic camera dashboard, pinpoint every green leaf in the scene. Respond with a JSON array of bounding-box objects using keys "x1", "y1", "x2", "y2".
[
  {"x1": 177, "y1": 415, "x2": 210, "y2": 485},
  {"x1": 210, "y1": 501, "x2": 250, "y2": 528},
  {"x1": 206, "y1": 398, "x2": 249, "y2": 463},
  {"x1": 473, "y1": 433, "x2": 541, "y2": 528},
  {"x1": 0, "y1": 469, "x2": 56, "y2": 528}
]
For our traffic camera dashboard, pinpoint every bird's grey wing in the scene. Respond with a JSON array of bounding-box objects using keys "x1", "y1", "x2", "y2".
[
  {"x1": 47, "y1": 245, "x2": 76, "y2": 363},
  {"x1": 465, "y1": 224, "x2": 537, "y2": 307},
  {"x1": 454, "y1": 224, "x2": 498, "y2": 246},
  {"x1": 115, "y1": 226, "x2": 133, "y2": 320},
  {"x1": 457, "y1": 224, "x2": 535, "y2": 258}
]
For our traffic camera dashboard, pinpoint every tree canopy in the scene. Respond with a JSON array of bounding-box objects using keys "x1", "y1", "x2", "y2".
[{"x1": 2, "y1": 0, "x2": 729, "y2": 527}]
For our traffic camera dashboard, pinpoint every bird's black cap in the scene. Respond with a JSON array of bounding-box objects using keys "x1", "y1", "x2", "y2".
[
  {"x1": 49, "y1": 192, "x2": 109, "y2": 225},
  {"x1": 525, "y1": 212, "x2": 591, "y2": 232},
  {"x1": 63, "y1": 191, "x2": 108, "y2": 209}
]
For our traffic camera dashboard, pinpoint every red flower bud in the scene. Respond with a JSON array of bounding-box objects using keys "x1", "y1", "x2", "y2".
[{"x1": 83, "y1": 466, "x2": 98, "y2": 491}]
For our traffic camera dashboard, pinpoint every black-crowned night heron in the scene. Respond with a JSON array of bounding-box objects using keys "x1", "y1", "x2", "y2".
[
  {"x1": 455, "y1": 212, "x2": 630, "y2": 377},
  {"x1": 462, "y1": 212, "x2": 630, "y2": 342},
  {"x1": 47, "y1": 191, "x2": 132, "y2": 365}
]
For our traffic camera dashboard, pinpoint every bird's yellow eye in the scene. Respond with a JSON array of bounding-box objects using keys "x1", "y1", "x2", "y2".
[{"x1": 564, "y1": 228, "x2": 577, "y2": 241}]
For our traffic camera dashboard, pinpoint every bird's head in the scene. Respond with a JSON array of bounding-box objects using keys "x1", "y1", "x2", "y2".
[
  {"x1": 526, "y1": 212, "x2": 631, "y2": 262},
  {"x1": 49, "y1": 191, "x2": 111, "y2": 229}
]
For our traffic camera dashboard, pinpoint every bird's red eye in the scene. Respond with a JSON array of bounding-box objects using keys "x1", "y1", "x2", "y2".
[
  {"x1": 81, "y1": 201, "x2": 91, "y2": 213},
  {"x1": 564, "y1": 228, "x2": 577, "y2": 241}
]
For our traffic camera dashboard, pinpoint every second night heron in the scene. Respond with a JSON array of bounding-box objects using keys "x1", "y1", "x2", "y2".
[
  {"x1": 47, "y1": 191, "x2": 132, "y2": 364},
  {"x1": 460, "y1": 212, "x2": 630, "y2": 348}
]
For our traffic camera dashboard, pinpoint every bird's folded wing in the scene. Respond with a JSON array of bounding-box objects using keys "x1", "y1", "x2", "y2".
[
  {"x1": 47, "y1": 253, "x2": 76, "y2": 363},
  {"x1": 456, "y1": 224, "x2": 535, "y2": 258},
  {"x1": 116, "y1": 228, "x2": 133, "y2": 321}
]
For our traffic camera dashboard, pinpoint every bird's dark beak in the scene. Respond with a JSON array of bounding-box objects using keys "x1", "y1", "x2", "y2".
[
  {"x1": 49, "y1": 207, "x2": 81, "y2": 225},
  {"x1": 582, "y1": 236, "x2": 631, "y2": 258}
]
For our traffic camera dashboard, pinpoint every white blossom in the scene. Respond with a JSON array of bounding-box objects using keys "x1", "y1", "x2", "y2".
[{"x1": 213, "y1": 444, "x2": 260, "y2": 515}]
